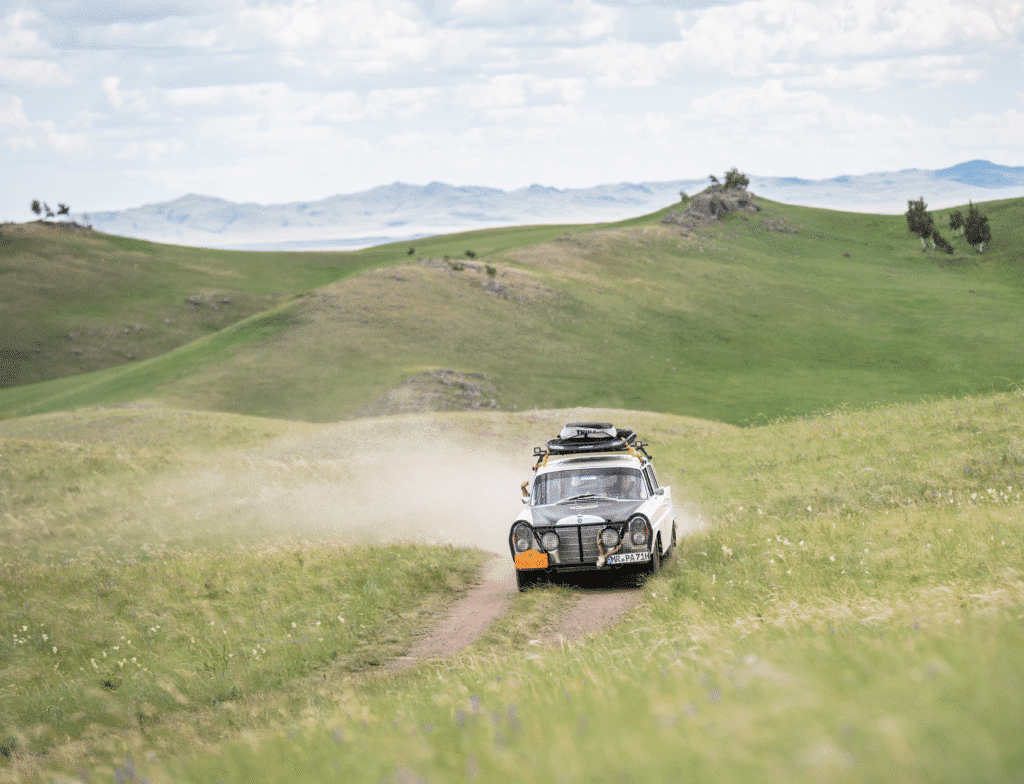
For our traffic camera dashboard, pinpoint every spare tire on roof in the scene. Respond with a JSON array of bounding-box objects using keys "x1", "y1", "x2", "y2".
[
  {"x1": 559, "y1": 422, "x2": 616, "y2": 440},
  {"x1": 546, "y1": 424, "x2": 638, "y2": 455},
  {"x1": 546, "y1": 436, "x2": 628, "y2": 454}
]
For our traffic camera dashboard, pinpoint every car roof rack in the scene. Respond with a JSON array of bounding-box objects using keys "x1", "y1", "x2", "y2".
[{"x1": 532, "y1": 422, "x2": 651, "y2": 467}]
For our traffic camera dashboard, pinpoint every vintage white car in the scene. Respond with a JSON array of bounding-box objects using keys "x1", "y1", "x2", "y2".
[{"x1": 509, "y1": 422, "x2": 677, "y2": 591}]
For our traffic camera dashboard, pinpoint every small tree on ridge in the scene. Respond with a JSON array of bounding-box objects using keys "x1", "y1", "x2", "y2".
[
  {"x1": 723, "y1": 167, "x2": 750, "y2": 190},
  {"x1": 905, "y1": 197, "x2": 934, "y2": 251},
  {"x1": 963, "y1": 202, "x2": 991, "y2": 253},
  {"x1": 949, "y1": 209, "x2": 965, "y2": 237}
]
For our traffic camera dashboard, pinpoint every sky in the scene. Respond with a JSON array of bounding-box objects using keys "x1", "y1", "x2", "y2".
[{"x1": 2, "y1": 0, "x2": 1022, "y2": 220}]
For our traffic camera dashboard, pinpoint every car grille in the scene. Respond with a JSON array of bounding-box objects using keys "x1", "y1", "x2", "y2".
[{"x1": 550, "y1": 524, "x2": 606, "y2": 564}]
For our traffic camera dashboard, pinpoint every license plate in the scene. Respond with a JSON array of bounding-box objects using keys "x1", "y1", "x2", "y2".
[{"x1": 605, "y1": 552, "x2": 651, "y2": 565}]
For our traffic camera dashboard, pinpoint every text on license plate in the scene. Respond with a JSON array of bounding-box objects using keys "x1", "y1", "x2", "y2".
[{"x1": 605, "y1": 552, "x2": 651, "y2": 565}]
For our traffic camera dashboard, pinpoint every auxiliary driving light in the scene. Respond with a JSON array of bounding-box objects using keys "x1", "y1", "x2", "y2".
[{"x1": 540, "y1": 531, "x2": 560, "y2": 552}]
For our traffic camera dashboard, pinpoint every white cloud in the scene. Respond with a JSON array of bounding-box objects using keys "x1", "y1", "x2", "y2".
[
  {"x1": 102, "y1": 75, "x2": 125, "y2": 107},
  {"x1": 556, "y1": 0, "x2": 1022, "y2": 88},
  {"x1": 0, "y1": 9, "x2": 49, "y2": 56},
  {"x1": 39, "y1": 120, "x2": 88, "y2": 152},
  {"x1": 446, "y1": 0, "x2": 618, "y2": 38},
  {"x1": 0, "y1": 56, "x2": 72, "y2": 86},
  {"x1": 687, "y1": 79, "x2": 900, "y2": 131},
  {"x1": 100, "y1": 74, "x2": 151, "y2": 114},
  {"x1": 557, "y1": 39, "x2": 682, "y2": 86},
  {"x1": 164, "y1": 82, "x2": 440, "y2": 125},
  {"x1": 0, "y1": 9, "x2": 73, "y2": 85},
  {"x1": 237, "y1": 0, "x2": 425, "y2": 49},
  {"x1": 482, "y1": 103, "x2": 584, "y2": 126},
  {"x1": 454, "y1": 74, "x2": 586, "y2": 109},
  {"x1": 789, "y1": 55, "x2": 986, "y2": 91},
  {"x1": 0, "y1": 93, "x2": 31, "y2": 126},
  {"x1": 950, "y1": 108, "x2": 1024, "y2": 148},
  {"x1": 673, "y1": 0, "x2": 1023, "y2": 73}
]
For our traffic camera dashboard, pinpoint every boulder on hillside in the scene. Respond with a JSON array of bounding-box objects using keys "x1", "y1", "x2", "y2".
[
  {"x1": 663, "y1": 184, "x2": 761, "y2": 231},
  {"x1": 358, "y1": 368, "x2": 500, "y2": 417}
]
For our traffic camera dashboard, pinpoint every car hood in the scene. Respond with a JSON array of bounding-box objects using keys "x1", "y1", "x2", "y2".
[{"x1": 530, "y1": 498, "x2": 647, "y2": 526}]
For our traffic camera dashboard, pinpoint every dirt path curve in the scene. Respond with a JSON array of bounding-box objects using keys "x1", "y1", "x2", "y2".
[
  {"x1": 387, "y1": 556, "x2": 641, "y2": 671},
  {"x1": 387, "y1": 555, "x2": 515, "y2": 671}
]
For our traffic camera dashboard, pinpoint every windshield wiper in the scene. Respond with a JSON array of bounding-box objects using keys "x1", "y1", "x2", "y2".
[{"x1": 557, "y1": 493, "x2": 617, "y2": 504}]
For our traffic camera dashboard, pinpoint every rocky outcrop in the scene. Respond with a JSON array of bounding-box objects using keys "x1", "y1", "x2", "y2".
[
  {"x1": 359, "y1": 369, "x2": 500, "y2": 417},
  {"x1": 662, "y1": 184, "x2": 761, "y2": 232}
]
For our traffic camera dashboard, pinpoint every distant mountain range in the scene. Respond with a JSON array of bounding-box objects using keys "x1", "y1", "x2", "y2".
[{"x1": 78, "y1": 160, "x2": 1024, "y2": 252}]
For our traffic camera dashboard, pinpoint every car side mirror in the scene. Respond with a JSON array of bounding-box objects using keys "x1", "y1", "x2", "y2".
[
  {"x1": 521, "y1": 496, "x2": 529, "y2": 504},
  {"x1": 654, "y1": 487, "x2": 665, "y2": 496}
]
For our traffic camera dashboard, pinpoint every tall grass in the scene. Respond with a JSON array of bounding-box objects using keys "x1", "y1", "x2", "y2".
[
  {"x1": 80, "y1": 391, "x2": 1024, "y2": 784},
  {"x1": 0, "y1": 409, "x2": 489, "y2": 777},
  {"x1": 0, "y1": 542, "x2": 481, "y2": 757}
]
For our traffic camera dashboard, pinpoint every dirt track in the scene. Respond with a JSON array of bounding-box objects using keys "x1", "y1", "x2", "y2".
[{"x1": 388, "y1": 555, "x2": 641, "y2": 671}]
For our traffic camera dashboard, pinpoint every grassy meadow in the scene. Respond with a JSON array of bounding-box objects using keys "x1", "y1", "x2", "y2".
[
  {"x1": 1, "y1": 194, "x2": 1023, "y2": 782},
  {"x1": 0, "y1": 393, "x2": 1022, "y2": 782}
]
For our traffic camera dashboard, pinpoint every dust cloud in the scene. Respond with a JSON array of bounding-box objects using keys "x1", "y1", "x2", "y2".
[
  {"x1": 674, "y1": 501, "x2": 710, "y2": 538},
  {"x1": 143, "y1": 414, "x2": 708, "y2": 558},
  {"x1": 147, "y1": 418, "x2": 530, "y2": 555}
]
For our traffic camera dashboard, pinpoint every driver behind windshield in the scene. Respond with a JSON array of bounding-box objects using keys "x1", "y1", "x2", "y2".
[{"x1": 534, "y1": 468, "x2": 645, "y2": 504}]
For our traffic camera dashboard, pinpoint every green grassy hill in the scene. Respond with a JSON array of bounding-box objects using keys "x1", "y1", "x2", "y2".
[
  {"x1": 2, "y1": 197, "x2": 1022, "y2": 424},
  {"x1": 0, "y1": 220, "x2": 587, "y2": 390}
]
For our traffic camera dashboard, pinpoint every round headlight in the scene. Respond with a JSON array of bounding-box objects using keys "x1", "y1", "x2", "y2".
[
  {"x1": 540, "y1": 531, "x2": 560, "y2": 552},
  {"x1": 600, "y1": 527, "x2": 620, "y2": 548},
  {"x1": 629, "y1": 517, "x2": 648, "y2": 546},
  {"x1": 513, "y1": 524, "x2": 532, "y2": 552}
]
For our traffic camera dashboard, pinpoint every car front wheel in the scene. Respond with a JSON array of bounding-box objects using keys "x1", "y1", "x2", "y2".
[{"x1": 646, "y1": 535, "x2": 662, "y2": 576}]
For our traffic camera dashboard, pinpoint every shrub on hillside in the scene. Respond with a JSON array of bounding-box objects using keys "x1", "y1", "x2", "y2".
[
  {"x1": 949, "y1": 209, "x2": 965, "y2": 237},
  {"x1": 963, "y1": 202, "x2": 992, "y2": 253},
  {"x1": 724, "y1": 167, "x2": 750, "y2": 190},
  {"x1": 905, "y1": 197, "x2": 934, "y2": 251}
]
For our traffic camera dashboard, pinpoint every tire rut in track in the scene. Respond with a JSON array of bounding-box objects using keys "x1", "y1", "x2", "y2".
[
  {"x1": 386, "y1": 556, "x2": 641, "y2": 671},
  {"x1": 387, "y1": 555, "x2": 515, "y2": 671},
  {"x1": 533, "y1": 583, "x2": 640, "y2": 646}
]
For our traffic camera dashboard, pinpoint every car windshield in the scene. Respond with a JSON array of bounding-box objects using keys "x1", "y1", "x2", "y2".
[{"x1": 533, "y1": 467, "x2": 647, "y2": 505}]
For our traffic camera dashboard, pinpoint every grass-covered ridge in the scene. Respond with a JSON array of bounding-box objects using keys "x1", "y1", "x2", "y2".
[
  {"x1": 2, "y1": 196, "x2": 1023, "y2": 424},
  {"x1": 0, "y1": 219, "x2": 597, "y2": 391},
  {"x1": 2, "y1": 392, "x2": 1022, "y2": 782}
]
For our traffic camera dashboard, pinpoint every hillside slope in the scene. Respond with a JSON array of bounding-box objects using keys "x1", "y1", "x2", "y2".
[
  {"x1": 1, "y1": 197, "x2": 1022, "y2": 424},
  {"x1": 0, "y1": 221, "x2": 381, "y2": 388},
  {"x1": 0, "y1": 220, "x2": 588, "y2": 390}
]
